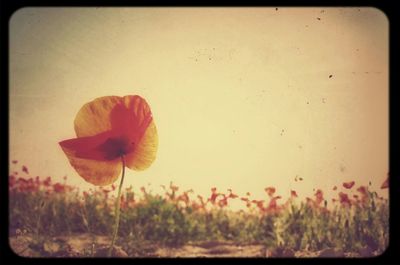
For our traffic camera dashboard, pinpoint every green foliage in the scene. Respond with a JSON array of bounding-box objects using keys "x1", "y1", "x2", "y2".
[
  {"x1": 9, "y1": 174, "x2": 389, "y2": 256},
  {"x1": 120, "y1": 195, "x2": 191, "y2": 246}
]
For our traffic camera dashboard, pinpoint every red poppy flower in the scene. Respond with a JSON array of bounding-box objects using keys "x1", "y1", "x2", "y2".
[
  {"x1": 9, "y1": 175, "x2": 16, "y2": 188},
  {"x1": 218, "y1": 195, "x2": 228, "y2": 208},
  {"x1": 254, "y1": 200, "x2": 265, "y2": 209},
  {"x1": 314, "y1": 189, "x2": 324, "y2": 205},
  {"x1": 22, "y1": 166, "x2": 29, "y2": 174},
  {"x1": 228, "y1": 193, "x2": 238, "y2": 199},
  {"x1": 59, "y1": 95, "x2": 158, "y2": 186},
  {"x1": 209, "y1": 192, "x2": 219, "y2": 204},
  {"x1": 290, "y1": 190, "x2": 298, "y2": 198},
  {"x1": 339, "y1": 192, "x2": 351, "y2": 206},
  {"x1": 267, "y1": 196, "x2": 281, "y2": 212},
  {"x1": 43, "y1": 176, "x2": 52, "y2": 187},
  {"x1": 357, "y1": 185, "x2": 368, "y2": 195},
  {"x1": 264, "y1": 186, "x2": 276, "y2": 197},
  {"x1": 178, "y1": 192, "x2": 190, "y2": 204},
  {"x1": 53, "y1": 182, "x2": 65, "y2": 193},
  {"x1": 343, "y1": 181, "x2": 355, "y2": 189},
  {"x1": 381, "y1": 177, "x2": 389, "y2": 189}
]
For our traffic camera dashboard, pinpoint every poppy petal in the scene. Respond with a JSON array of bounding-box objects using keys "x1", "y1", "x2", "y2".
[
  {"x1": 111, "y1": 95, "x2": 154, "y2": 145},
  {"x1": 74, "y1": 96, "x2": 121, "y2": 137},
  {"x1": 59, "y1": 131, "x2": 117, "y2": 161},
  {"x1": 59, "y1": 141, "x2": 122, "y2": 186},
  {"x1": 125, "y1": 120, "x2": 158, "y2": 171}
]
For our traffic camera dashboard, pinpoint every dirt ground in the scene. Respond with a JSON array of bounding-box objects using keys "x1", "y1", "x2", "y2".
[{"x1": 9, "y1": 233, "x2": 374, "y2": 258}]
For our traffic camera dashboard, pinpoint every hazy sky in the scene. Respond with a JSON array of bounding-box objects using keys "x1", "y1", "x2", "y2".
[{"x1": 9, "y1": 7, "x2": 388, "y2": 207}]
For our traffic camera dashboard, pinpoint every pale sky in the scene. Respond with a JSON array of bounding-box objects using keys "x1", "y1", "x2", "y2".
[{"x1": 9, "y1": 7, "x2": 389, "y2": 208}]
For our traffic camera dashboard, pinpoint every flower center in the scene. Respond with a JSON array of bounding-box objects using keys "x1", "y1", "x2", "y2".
[{"x1": 98, "y1": 136, "x2": 135, "y2": 160}]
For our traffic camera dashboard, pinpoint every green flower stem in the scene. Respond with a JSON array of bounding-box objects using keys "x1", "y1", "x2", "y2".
[{"x1": 108, "y1": 155, "x2": 126, "y2": 257}]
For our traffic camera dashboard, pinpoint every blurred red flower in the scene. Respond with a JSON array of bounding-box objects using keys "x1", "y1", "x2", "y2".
[
  {"x1": 333, "y1": 186, "x2": 337, "y2": 190},
  {"x1": 43, "y1": 176, "x2": 52, "y2": 187},
  {"x1": 53, "y1": 183, "x2": 65, "y2": 193},
  {"x1": 357, "y1": 185, "x2": 368, "y2": 195},
  {"x1": 208, "y1": 188, "x2": 221, "y2": 205},
  {"x1": 9, "y1": 175, "x2": 16, "y2": 188},
  {"x1": 267, "y1": 196, "x2": 281, "y2": 212},
  {"x1": 339, "y1": 192, "x2": 351, "y2": 207},
  {"x1": 253, "y1": 200, "x2": 265, "y2": 211},
  {"x1": 22, "y1": 166, "x2": 29, "y2": 174},
  {"x1": 218, "y1": 195, "x2": 228, "y2": 208},
  {"x1": 264, "y1": 187, "x2": 276, "y2": 197},
  {"x1": 228, "y1": 192, "x2": 238, "y2": 199},
  {"x1": 177, "y1": 192, "x2": 190, "y2": 205},
  {"x1": 290, "y1": 190, "x2": 298, "y2": 198},
  {"x1": 314, "y1": 189, "x2": 324, "y2": 205},
  {"x1": 381, "y1": 176, "x2": 389, "y2": 189},
  {"x1": 343, "y1": 181, "x2": 355, "y2": 189}
]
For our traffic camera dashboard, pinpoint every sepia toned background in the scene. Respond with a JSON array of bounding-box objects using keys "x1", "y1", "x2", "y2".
[{"x1": 9, "y1": 7, "x2": 388, "y2": 208}]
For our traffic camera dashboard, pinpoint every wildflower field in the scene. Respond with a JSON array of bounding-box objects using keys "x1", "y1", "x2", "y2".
[{"x1": 9, "y1": 163, "x2": 389, "y2": 258}]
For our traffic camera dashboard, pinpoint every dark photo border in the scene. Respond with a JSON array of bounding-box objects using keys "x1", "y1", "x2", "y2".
[{"x1": 1, "y1": 1, "x2": 398, "y2": 265}]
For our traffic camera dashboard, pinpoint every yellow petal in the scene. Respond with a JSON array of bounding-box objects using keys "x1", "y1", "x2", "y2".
[
  {"x1": 74, "y1": 96, "x2": 121, "y2": 137},
  {"x1": 125, "y1": 120, "x2": 158, "y2": 171},
  {"x1": 60, "y1": 144, "x2": 122, "y2": 186}
]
